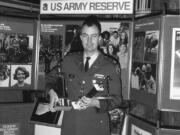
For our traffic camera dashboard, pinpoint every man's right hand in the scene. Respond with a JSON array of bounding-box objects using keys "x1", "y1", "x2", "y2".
[{"x1": 48, "y1": 89, "x2": 59, "y2": 112}]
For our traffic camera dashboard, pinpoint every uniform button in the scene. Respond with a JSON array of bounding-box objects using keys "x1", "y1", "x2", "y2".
[{"x1": 100, "y1": 120, "x2": 103, "y2": 124}]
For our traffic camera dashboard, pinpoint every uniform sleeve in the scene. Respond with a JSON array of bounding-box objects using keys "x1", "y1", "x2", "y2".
[{"x1": 98, "y1": 64, "x2": 123, "y2": 113}]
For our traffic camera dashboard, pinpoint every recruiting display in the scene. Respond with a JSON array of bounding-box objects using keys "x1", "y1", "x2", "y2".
[
  {"x1": 40, "y1": 0, "x2": 133, "y2": 14},
  {"x1": 0, "y1": 17, "x2": 36, "y2": 90}
]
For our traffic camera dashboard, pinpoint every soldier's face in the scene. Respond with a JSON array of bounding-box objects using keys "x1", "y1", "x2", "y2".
[{"x1": 80, "y1": 25, "x2": 100, "y2": 53}]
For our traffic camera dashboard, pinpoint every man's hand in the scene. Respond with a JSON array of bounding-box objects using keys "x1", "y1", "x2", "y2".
[
  {"x1": 80, "y1": 96, "x2": 100, "y2": 108},
  {"x1": 48, "y1": 89, "x2": 59, "y2": 112}
]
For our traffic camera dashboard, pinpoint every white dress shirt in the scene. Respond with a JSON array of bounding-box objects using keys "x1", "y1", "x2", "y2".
[{"x1": 83, "y1": 52, "x2": 99, "y2": 69}]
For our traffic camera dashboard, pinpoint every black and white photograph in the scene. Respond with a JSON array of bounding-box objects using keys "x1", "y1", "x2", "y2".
[
  {"x1": 65, "y1": 25, "x2": 82, "y2": 53},
  {"x1": 132, "y1": 31, "x2": 145, "y2": 62},
  {"x1": 39, "y1": 34, "x2": 62, "y2": 74},
  {"x1": 131, "y1": 62, "x2": 156, "y2": 94},
  {"x1": 0, "y1": 32, "x2": 33, "y2": 64},
  {"x1": 10, "y1": 65, "x2": 31, "y2": 88},
  {"x1": 144, "y1": 30, "x2": 159, "y2": 62},
  {"x1": 100, "y1": 22, "x2": 129, "y2": 69},
  {"x1": 0, "y1": 1, "x2": 180, "y2": 135}
]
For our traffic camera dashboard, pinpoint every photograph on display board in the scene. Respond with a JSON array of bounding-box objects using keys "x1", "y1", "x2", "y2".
[
  {"x1": 131, "y1": 62, "x2": 156, "y2": 94},
  {"x1": 10, "y1": 65, "x2": 31, "y2": 88},
  {"x1": 38, "y1": 34, "x2": 63, "y2": 90},
  {"x1": 65, "y1": 25, "x2": 83, "y2": 54},
  {"x1": 0, "y1": 32, "x2": 33, "y2": 64},
  {"x1": 144, "y1": 30, "x2": 159, "y2": 62},
  {"x1": 39, "y1": 34, "x2": 63, "y2": 74},
  {"x1": 100, "y1": 22, "x2": 129, "y2": 69},
  {"x1": 0, "y1": 64, "x2": 10, "y2": 87},
  {"x1": 170, "y1": 28, "x2": 180, "y2": 100},
  {"x1": 132, "y1": 32, "x2": 145, "y2": 62}
]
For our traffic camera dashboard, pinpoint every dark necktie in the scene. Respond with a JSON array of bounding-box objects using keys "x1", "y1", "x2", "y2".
[{"x1": 84, "y1": 57, "x2": 90, "y2": 72}]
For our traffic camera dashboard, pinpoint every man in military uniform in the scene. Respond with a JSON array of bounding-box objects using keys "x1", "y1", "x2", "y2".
[{"x1": 47, "y1": 15, "x2": 122, "y2": 135}]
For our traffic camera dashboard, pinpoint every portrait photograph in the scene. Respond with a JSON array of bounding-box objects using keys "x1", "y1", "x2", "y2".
[{"x1": 10, "y1": 64, "x2": 32, "y2": 88}]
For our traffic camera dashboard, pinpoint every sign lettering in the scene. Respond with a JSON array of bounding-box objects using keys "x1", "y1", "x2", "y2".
[{"x1": 40, "y1": 0, "x2": 133, "y2": 14}]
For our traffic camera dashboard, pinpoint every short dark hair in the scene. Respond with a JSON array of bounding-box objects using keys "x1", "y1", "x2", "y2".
[
  {"x1": 81, "y1": 15, "x2": 101, "y2": 34},
  {"x1": 13, "y1": 67, "x2": 29, "y2": 80}
]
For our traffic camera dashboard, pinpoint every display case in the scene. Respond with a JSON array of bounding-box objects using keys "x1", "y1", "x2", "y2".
[{"x1": 129, "y1": 14, "x2": 180, "y2": 135}]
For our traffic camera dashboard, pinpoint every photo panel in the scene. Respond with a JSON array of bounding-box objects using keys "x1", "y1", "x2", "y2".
[
  {"x1": 39, "y1": 34, "x2": 63, "y2": 74},
  {"x1": 132, "y1": 32, "x2": 145, "y2": 62},
  {"x1": 10, "y1": 64, "x2": 32, "y2": 89},
  {"x1": 65, "y1": 25, "x2": 82, "y2": 53},
  {"x1": 0, "y1": 32, "x2": 33, "y2": 64},
  {"x1": 131, "y1": 62, "x2": 157, "y2": 95},
  {"x1": 144, "y1": 30, "x2": 159, "y2": 62},
  {"x1": 100, "y1": 22, "x2": 130, "y2": 69}
]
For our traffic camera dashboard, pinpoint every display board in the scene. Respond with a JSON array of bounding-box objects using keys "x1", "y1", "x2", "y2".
[
  {"x1": 130, "y1": 16, "x2": 161, "y2": 107},
  {"x1": 0, "y1": 17, "x2": 37, "y2": 90},
  {"x1": 159, "y1": 15, "x2": 180, "y2": 111}
]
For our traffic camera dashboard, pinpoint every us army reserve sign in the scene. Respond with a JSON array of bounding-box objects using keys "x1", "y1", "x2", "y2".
[{"x1": 40, "y1": 0, "x2": 133, "y2": 14}]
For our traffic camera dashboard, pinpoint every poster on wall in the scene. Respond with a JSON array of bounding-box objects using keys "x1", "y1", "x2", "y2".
[
  {"x1": 170, "y1": 28, "x2": 180, "y2": 100},
  {"x1": 38, "y1": 22, "x2": 64, "y2": 90},
  {"x1": 0, "y1": 17, "x2": 36, "y2": 89},
  {"x1": 100, "y1": 22, "x2": 129, "y2": 69}
]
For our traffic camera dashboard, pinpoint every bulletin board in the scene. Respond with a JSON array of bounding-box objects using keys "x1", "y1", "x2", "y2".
[
  {"x1": 130, "y1": 16, "x2": 161, "y2": 107},
  {"x1": 0, "y1": 16, "x2": 37, "y2": 90},
  {"x1": 158, "y1": 15, "x2": 180, "y2": 111}
]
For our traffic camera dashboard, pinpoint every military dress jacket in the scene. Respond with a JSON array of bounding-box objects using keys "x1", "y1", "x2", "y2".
[{"x1": 46, "y1": 51, "x2": 122, "y2": 135}]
